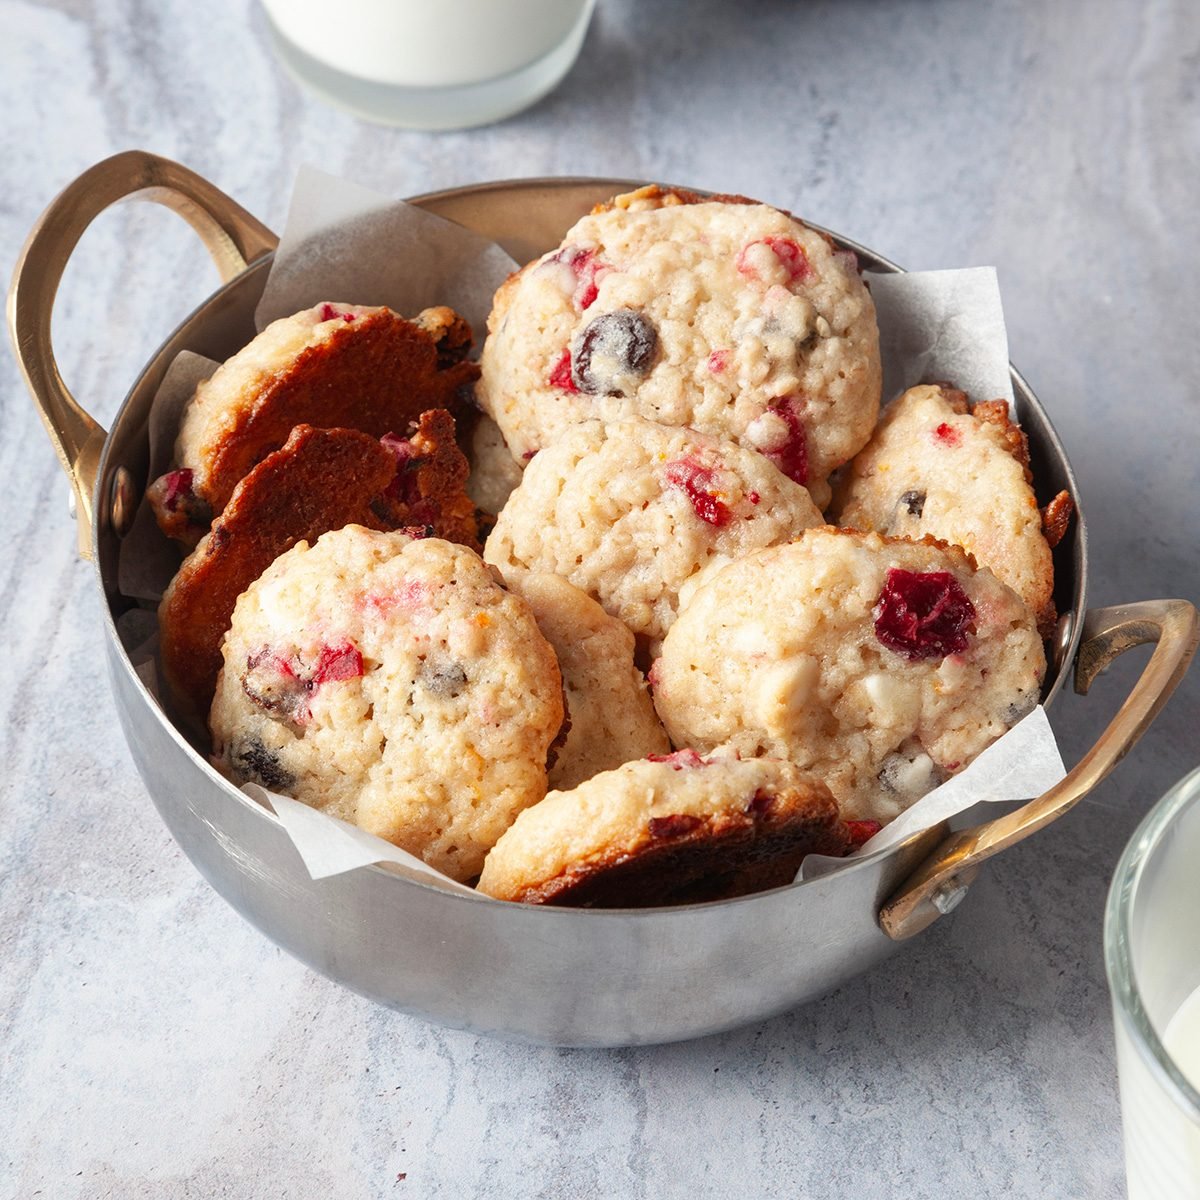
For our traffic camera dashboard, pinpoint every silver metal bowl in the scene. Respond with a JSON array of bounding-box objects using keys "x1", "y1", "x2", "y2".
[{"x1": 10, "y1": 152, "x2": 1197, "y2": 1046}]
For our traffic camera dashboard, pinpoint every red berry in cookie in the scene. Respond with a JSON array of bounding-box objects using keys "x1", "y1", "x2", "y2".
[
  {"x1": 747, "y1": 398, "x2": 809, "y2": 486},
  {"x1": 550, "y1": 245, "x2": 610, "y2": 310},
  {"x1": 663, "y1": 458, "x2": 733, "y2": 527},
  {"x1": 873, "y1": 568, "x2": 977, "y2": 661},
  {"x1": 933, "y1": 422, "x2": 961, "y2": 447},
  {"x1": 548, "y1": 348, "x2": 578, "y2": 392},
  {"x1": 647, "y1": 748, "x2": 708, "y2": 769},
  {"x1": 737, "y1": 237, "x2": 813, "y2": 285},
  {"x1": 845, "y1": 819, "x2": 882, "y2": 849}
]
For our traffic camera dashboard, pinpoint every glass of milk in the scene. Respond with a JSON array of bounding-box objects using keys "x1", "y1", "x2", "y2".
[
  {"x1": 1107, "y1": 766, "x2": 1200, "y2": 1199},
  {"x1": 259, "y1": 0, "x2": 597, "y2": 129}
]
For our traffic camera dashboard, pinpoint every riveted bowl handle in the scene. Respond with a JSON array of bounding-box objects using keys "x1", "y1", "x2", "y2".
[
  {"x1": 6, "y1": 150, "x2": 278, "y2": 559},
  {"x1": 879, "y1": 598, "x2": 1200, "y2": 940}
]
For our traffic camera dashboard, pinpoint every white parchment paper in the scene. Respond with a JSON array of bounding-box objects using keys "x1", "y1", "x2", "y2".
[
  {"x1": 255, "y1": 166, "x2": 519, "y2": 342},
  {"x1": 799, "y1": 706, "x2": 1066, "y2": 880},
  {"x1": 119, "y1": 168, "x2": 1066, "y2": 890},
  {"x1": 871, "y1": 266, "x2": 1015, "y2": 408},
  {"x1": 243, "y1": 784, "x2": 480, "y2": 895}
]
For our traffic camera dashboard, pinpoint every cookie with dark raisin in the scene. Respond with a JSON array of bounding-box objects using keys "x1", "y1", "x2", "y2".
[
  {"x1": 830, "y1": 381, "x2": 1073, "y2": 638},
  {"x1": 651, "y1": 527, "x2": 1045, "y2": 824},
  {"x1": 209, "y1": 526, "x2": 563, "y2": 882},
  {"x1": 159, "y1": 413, "x2": 483, "y2": 721},
  {"x1": 477, "y1": 187, "x2": 881, "y2": 509}
]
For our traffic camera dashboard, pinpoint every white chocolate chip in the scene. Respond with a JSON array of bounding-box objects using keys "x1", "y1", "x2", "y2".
[{"x1": 755, "y1": 655, "x2": 820, "y2": 735}]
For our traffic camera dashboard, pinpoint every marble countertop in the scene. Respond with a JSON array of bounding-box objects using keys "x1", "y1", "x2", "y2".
[{"x1": 3, "y1": 1, "x2": 1197, "y2": 1195}]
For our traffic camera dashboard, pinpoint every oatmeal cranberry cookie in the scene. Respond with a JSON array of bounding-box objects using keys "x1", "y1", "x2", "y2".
[
  {"x1": 831, "y1": 382, "x2": 1072, "y2": 637},
  {"x1": 477, "y1": 185, "x2": 881, "y2": 509},
  {"x1": 149, "y1": 302, "x2": 479, "y2": 544},
  {"x1": 210, "y1": 526, "x2": 564, "y2": 882},
  {"x1": 651, "y1": 527, "x2": 1046, "y2": 824},
  {"x1": 159, "y1": 412, "x2": 482, "y2": 721},
  {"x1": 465, "y1": 413, "x2": 524, "y2": 518},
  {"x1": 483, "y1": 418, "x2": 824, "y2": 654},
  {"x1": 476, "y1": 752, "x2": 850, "y2": 906},
  {"x1": 501, "y1": 571, "x2": 670, "y2": 790}
]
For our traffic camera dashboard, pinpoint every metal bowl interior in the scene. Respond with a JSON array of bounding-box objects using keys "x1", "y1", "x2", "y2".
[{"x1": 90, "y1": 178, "x2": 1087, "y2": 1046}]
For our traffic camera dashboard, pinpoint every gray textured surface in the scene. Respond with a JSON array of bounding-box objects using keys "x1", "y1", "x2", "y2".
[{"x1": 2, "y1": 0, "x2": 1197, "y2": 1195}]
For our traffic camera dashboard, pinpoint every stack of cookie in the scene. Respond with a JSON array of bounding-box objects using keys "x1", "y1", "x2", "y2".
[{"x1": 153, "y1": 187, "x2": 1071, "y2": 907}]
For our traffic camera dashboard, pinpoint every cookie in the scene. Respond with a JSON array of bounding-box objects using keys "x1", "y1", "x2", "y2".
[
  {"x1": 651, "y1": 527, "x2": 1046, "y2": 823},
  {"x1": 502, "y1": 571, "x2": 670, "y2": 790},
  {"x1": 476, "y1": 752, "x2": 850, "y2": 906},
  {"x1": 149, "y1": 302, "x2": 479, "y2": 544},
  {"x1": 831, "y1": 382, "x2": 1072, "y2": 636},
  {"x1": 465, "y1": 413, "x2": 524, "y2": 518},
  {"x1": 210, "y1": 526, "x2": 564, "y2": 882},
  {"x1": 483, "y1": 418, "x2": 823, "y2": 653},
  {"x1": 477, "y1": 185, "x2": 881, "y2": 508},
  {"x1": 159, "y1": 412, "x2": 482, "y2": 721}
]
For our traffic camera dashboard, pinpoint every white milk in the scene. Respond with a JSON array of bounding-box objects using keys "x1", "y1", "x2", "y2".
[
  {"x1": 1117, "y1": 982, "x2": 1200, "y2": 1200},
  {"x1": 261, "y1": 0, "x2": 594, "y2": 88},
  {"x1": 1165, "y1": 985, "x2": 1200, "y2": 1092}
]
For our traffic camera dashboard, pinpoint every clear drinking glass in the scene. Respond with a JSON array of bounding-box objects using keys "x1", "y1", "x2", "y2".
[
  {"x1": 1106, "y1": 766, "x2": 1200, "y2": 1199},
  {"x1": 260, "y1": 0, "x2": 597, "y2": 130}
]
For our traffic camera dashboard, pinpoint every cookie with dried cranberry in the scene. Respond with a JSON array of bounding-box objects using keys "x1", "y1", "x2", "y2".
[
  {"x1": 159, "y1": 412, "x2": 483, "y2": 723},
  {"x1": 483, "y1": 418, "x2": 823, "y2": 654},
  {"x1": 149, "y1": 302, "x2": 479, "y2": 545},
  {"x1": 465, "y1": 413, "x2": 525, "y2": 518},
  {"x1": 477, "y1": 185, "x2": 881, "y2": 508},
  {"x1": 476, "y1": 752, "x2": 850, "y2": 906},
  {"x1": 651, "y1": 527, "x2": 1045, "y2": 823},
  {"x1": 831, "y1": 382, "x2": 1072, "y2": 637},
  {"x1": 502, "y1": 571, "x2": 670, "y2": 789},
  {"x1": 210, "y1": 525, "x2": 564, "y2": 882}
]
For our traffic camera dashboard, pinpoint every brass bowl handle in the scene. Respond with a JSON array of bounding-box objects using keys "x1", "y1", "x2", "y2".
[
  {"x1": 880, "y1": 598, "x2": 1200, "y2": 940},
  {"x1": 7, "y1": 151, "x2": 278, "y2": 559}
]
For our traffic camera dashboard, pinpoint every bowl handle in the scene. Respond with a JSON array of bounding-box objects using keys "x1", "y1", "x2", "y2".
[
  {"x1": 6, "y1": 151, "x2": 278, "y2": 559},
  {"x1": 879, "y1": 598, "x2": 1199, "y2": 940}
]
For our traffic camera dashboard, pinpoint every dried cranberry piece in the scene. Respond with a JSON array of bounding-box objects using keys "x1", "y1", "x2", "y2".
[
  {"x1": 571, "y1": 309, "x2": 658, "y2": 395},
  {"x1": 932, "y1": 422, "x2": 961, "y2": 447},
  {"x1": 845, "y1": 819, "x2": 882, "y2": 850},
  {"x1": 160, "y1": 468, "x2": 194, "y2": 512},
  {"x1": 707, "y1": 349, "x2": 731, "y2": 375},
  {"x1": 873, "y1": 568, "x2": 977, "y2": 661},
  {"x1": 553, "y1": 245, "x2": 609, "y2": 310},
  {"x1": 737, "y1": 237, "x2": 813, "y2": 285},
  {"x1": 380, "y1": 432, "x2": 426, "y2": 507},
  {"x1": 663, "y1": 458, "x2": 733, "y2": 527},
  {"x1": 746, "y1": 790, "x2": 774, "y2": 818},
  {"x1": 241, "y1": 642, "x2": 364, "y2": 725},
  {"x1": 318, "y1": 303, "x2": 356, "y2": 323},
  {"x1": 312, "y1": 643, "x2": 364, "y2": 685},
  {"x1": 548, "y1": 349, "x2": 578, "y2": 393},
  {"x1": 241, "y1": 648, "x2": 308, "y2": 724},
  {"x1": 764, "y1": 399, "x2": 808, "y2": 486},
  {"x1": 647, "y1": 748, "x2": 707, "y2": 769},
  {"x1": 648, "y1": 813, "x2": 705, "y2": 839}
]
